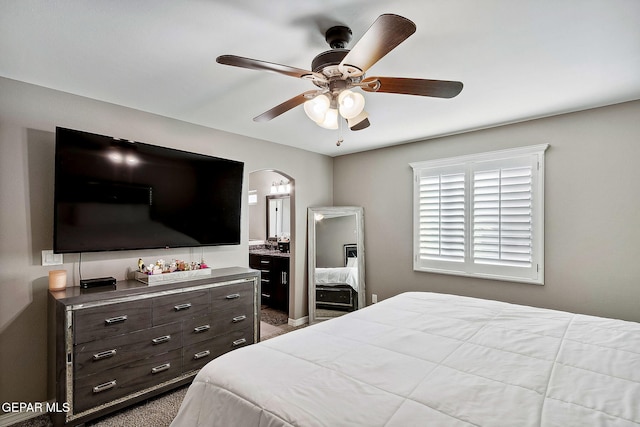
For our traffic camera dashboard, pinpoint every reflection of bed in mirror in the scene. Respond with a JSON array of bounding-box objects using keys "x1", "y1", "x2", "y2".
[{"x1": 315, "y1": 245, "x2": 358, "y2": 311}]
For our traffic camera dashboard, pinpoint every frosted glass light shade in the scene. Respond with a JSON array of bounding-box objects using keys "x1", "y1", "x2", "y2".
[
  {"x1": 303, "y1": 94, "x2": 330, "y2": 123},
  {"x1": 338, "y1": 90, "x2": 365, "y2": 119},
  {"x1": 318, "y1": 108, "x2": 339, "y2": 129}
]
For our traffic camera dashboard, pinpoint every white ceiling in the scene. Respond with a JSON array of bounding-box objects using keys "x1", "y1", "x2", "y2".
[{"x1": 1, "y1": 1, "x2": 639, "y2": 157}]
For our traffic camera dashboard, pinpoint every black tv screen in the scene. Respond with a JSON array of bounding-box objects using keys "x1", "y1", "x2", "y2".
[{"x1": 54, "y1": 127, "x2": 244, "y2": 253}]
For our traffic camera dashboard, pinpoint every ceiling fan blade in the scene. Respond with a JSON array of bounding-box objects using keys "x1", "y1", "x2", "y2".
[
  {"x1": 347, "y1": 110, "x2": 370, "y2": 131},
  {"x1": 339, "y1": 14, "x2": 416, "y2": 75},
  {"x1": 253, "y1": 91, "x2": 319, "y2": 122},
  {"x1": 217, "y1": 55, "x2": 315, "y2": 79},
  {"x1": 349, "y1": 117, "x2": 370, "y2": 131},
  {"x1": 362, "y1": 77, "x2": 463, "y2": 98}
]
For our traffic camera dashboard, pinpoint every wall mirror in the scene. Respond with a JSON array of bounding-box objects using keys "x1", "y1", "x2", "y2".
[
  {"x1": 267, "y1": 195, "x2": 290, "y2": 241},
  {"x1": 308, "y1": 206, "x2": 365, "y2": 324}
]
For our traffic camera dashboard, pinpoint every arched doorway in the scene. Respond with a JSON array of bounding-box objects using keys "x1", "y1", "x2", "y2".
[{"x1": 248, "y1": 170, "x2": 294, "y2": 328}]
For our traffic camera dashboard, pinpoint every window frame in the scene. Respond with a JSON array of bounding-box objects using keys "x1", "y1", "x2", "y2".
[{"x1": 410, "y1": 144, "x2": 549, "y2": 285}]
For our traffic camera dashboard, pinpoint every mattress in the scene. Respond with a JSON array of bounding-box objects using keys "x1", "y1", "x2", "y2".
[{"x1": 171, "y1": 292, "x2": 640, "y2": 426}]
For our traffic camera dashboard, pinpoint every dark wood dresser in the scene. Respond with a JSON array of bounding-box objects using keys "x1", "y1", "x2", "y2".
[{"x1": 48, "y1": 267, "x2": 259, "y2": 426}]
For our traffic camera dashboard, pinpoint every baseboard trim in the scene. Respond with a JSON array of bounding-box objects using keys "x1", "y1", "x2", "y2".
[{"x1": 288, "y1": 316, "x2": 308, "y2": 327}]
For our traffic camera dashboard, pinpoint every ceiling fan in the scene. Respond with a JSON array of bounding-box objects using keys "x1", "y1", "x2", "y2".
[{"x1": 216, "y1": 13, "x2": 463, "y2": 132}]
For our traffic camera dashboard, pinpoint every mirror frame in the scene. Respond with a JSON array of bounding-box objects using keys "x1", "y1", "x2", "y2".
[{"x1": 307, "y1": 206, "x2": 365, "y2": 324}]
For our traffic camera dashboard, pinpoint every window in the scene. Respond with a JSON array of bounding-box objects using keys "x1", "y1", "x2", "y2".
[
  {"x1": 410, "y1": 144, "x2": 548, "y2": 285},
  {"x1": 248, "y1": 190, "x2": 258, "y2": 205}
]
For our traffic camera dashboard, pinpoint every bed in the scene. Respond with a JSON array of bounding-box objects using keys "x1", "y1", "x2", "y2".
[{"x1": 171, "y1": 292, "x2": 640, "y2": 426}]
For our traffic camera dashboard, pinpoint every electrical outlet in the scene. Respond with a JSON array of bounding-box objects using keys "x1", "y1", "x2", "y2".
[
  {"x1": 372, "y1": 294, "x2": 378, "y2": 304},
  {"x1": 42, "y1": 250, "x2": 63, "y2": 266}
]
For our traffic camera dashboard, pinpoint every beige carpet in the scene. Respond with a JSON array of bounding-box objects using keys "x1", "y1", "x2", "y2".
[
  {"x1": 7, "y1": 387, "x2": 189, "y2": 427},
  {"x1": 11, "y1": 311, "x2": 306, "y2": 427}
]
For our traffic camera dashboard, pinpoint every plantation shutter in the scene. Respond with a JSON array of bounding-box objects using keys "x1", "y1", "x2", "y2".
[
  {"x1": 472, "y1": 165, "x2": 533, "y2": 268},
  {"x1": 418, "y1": 171, "x2": 465, "y2": 262}
]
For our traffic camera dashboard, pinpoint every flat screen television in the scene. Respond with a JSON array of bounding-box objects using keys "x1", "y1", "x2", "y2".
[{"x1": 54, "y1": 127, "x2": 244, "y2": 253}]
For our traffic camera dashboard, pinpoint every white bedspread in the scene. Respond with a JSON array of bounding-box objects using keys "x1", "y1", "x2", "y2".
[
  {"x1": 171, "y1": 292, "x2": 640, "y2": 426},
  {"x1": 315, "y1": 266, "x2": 358, "y2": 291}
]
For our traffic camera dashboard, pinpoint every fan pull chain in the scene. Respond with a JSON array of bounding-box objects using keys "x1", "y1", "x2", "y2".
[{"x1": 337, "y1": 116, "x2": 344, "y2": 146}]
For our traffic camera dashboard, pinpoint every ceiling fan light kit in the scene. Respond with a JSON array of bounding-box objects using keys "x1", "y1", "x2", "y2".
[
  {"x1": 216, "y1": 13, "x2": 463, "y2": 139},
  {"x1": 302, "y1": 89, "x2": 365, "y2": 127},
  {"x1": 303, "y1": 94, "x2": 331, "y2": 123},
  {"x1": 318, "y1": 108, "x2": 339, "y2": 130},
  {"x1": 337, "y1": 90, "x2": 365, "y2": 119}
]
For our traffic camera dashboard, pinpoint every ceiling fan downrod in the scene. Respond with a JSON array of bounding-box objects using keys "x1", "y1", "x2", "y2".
[{"x1": 325, "y1": 25, "x2": 352, "y2": 49}]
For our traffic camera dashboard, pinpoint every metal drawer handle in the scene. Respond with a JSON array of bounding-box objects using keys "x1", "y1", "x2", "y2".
[
  {"x1": 232, "y1": 338, "x2": 247, "y2": 347},
  {"x1": 93, "y1": 380, "x2": 116, "y2": 394},
  {"x1": 93, "y1": 349, "x2": 117, "y2": 361},
  {"x1": 151, "y1": 363, "x2": 171, "y2": 374},
  {"x1": 225, "y1": 293, "x2": 240, "y2": 300},
  {"x1": 104, "y1": 315, "x2": 127, "y2": 325},
  {"x1": 261, "y1": 293, "x2": 271, "y2": 298},
  {"x1": 232, "y1": 315, "x2": 247, "y2": 323},
  {"x1": 260, "y1": 260, "x2": 270, "y2": 264},
  {"x1": 193, "y1": 324, "x2": 210, "y2": 333},
  {"x1": 193, "y1": 350, "x2": 211, "y2": 360},
  {"x1": 261, "y1": 279, "x2": 270, "y2": 284},
  {"x1": 152, "y1": 335, "x2": 171, "y2": 345},
  {"x1": 174, "y1": 303, "x2": 192, "y2": 311}
]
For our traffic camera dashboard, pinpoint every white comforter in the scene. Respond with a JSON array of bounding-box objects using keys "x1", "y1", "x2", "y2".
[
  {"x1": 315, "y1": 266, "x2": 358, "y2": 291},
  {"x1": 171, "y1": 292, "x2": 640, "y2": 426}
]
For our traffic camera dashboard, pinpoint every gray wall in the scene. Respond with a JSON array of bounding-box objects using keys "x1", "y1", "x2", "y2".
[
  {"x1": 316, "y1": 215, "x2": 357, "y2": 268},
  {"x1": 0, "y1": 77, "x2": 332, "y2": 407},
  {"x1": 334, "y1": 100, "x2": 640, "y2": 323}
]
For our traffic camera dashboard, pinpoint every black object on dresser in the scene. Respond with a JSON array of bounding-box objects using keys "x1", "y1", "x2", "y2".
[
  {"x1": 249, "y1": 252, "x2": 289, "y2": 312},
  {"x1": 48, "y1": 267, "x2": 259, "y2": 426}
]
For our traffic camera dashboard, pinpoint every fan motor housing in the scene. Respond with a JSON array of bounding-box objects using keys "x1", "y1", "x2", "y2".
[{"x1": 311, "y1": 49, "x2": 349, "y2": 73}]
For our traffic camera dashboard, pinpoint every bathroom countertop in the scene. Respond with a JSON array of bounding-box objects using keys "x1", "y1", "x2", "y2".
[{"x1": 249, "y1": 248, "x2": 290, "y2": 258}]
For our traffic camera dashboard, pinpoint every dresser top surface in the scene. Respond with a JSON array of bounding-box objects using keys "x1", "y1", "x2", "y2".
[{"x1": 50, "y1": 266, "x2": 259, "y2": 305}]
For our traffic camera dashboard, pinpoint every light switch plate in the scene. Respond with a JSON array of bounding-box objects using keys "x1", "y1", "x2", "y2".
[{"x1": 42, "y1": 250, "x2": 63, "y2": 266}]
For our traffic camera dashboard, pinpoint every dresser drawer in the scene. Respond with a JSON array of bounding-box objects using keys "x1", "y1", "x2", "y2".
[
  {"x1": 74, "y1": 348, "x2": 182, "y2": 413},
  {"x1": 74, "y1": 321, "x2": 183, "y2": 378},
  {"x1": 182, "y1": 326, "x2": 252, "y2": 373},
  {"x1": 249, "y1": 254, "x2": 272, "y2": 269},
  {"x1": 74, "y1": 299, "x2": 152, "y2": 345},
  {"x1": 152, "y1": 289, "x2": 210, "y2": 324},
  {"x1": 250, "y1": 256, "x2": 273, "y2": 287},
  {"x1": 211, "y1": 282, "x2": 254, "y2": 311},
  {"x1": 183, "y1": 305, "x2": 254, "y2": 347}
]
